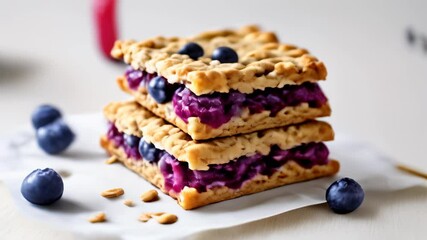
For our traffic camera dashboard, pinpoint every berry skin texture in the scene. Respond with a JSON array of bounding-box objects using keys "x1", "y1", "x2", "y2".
[
  {"x1": 178, "y1": 42, "x2": 204, "y2": 60},
  {"x1": 138, "y1": 139, "x2": 160, "y2": 162},
  {"x1": 124, "y1": 134, "x2": 140, "y2": 147},
  {"x1": 326, "y1": 177, "x2": 365, "y2": 214},
  {"x1": 212, "y1": 46, "x2": 238, "y2": 63},
  {"x1": 36, "y1": 120, "x2": 75, "y2": 155},
  {"x1": 21, "y1": 168, "x2": 64, "y2": 205},
  {"x1": 31, "y1": 105, "x2": 62, "y2": 129},
  {"x1": 148, "y1": 76, "x2": 175, "y2": 104}
]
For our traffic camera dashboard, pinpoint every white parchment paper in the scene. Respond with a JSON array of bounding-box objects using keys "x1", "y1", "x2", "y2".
[{"x1": 0, "y1": 114, "x2": 425, "y2": 240}]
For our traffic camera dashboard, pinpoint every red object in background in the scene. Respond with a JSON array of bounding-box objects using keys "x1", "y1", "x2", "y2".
[{"x1": 93, "y1": 0, "x2": 118, "y2": 60}]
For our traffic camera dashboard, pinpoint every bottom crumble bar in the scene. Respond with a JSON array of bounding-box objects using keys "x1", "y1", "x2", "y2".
[{"x1": 101, "y1": 136, "x2": 339, "y2": 210}]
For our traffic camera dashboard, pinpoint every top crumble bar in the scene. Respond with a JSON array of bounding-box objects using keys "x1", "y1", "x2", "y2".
[{"x1": 111, "y1": 25, "x2": 327, "y2": 96}]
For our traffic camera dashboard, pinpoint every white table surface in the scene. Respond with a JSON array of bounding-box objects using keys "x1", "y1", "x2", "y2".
[{"x1": 1, "y1": 1, "x2": 426, "y2": 239}]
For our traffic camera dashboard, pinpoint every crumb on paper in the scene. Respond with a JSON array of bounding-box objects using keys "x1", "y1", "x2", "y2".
[
  {"x1": 138, "y1": 213, "x2": 152, "y2": 222},
  {"x1": 153, "y1": 213, "x2": 178, "y2": 224},
  {"x1": 88, "y1": 212, "x2": 106, "y2": 223},
  {"x1": 138, "y1": 212, "x2": 177, "y2": 224},
  {"x1": 101, "y1": 188, "x2": 124, "y2": 198},
  {"x1": 140, "y1": 189, "x2": 159, "y2": 202},
  {"x1": 123, "y1": 199, "x2": 134, "y2": 207}
]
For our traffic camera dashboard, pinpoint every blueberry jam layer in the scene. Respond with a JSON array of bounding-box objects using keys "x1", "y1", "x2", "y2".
[
  {"x1": 107, "y1": 122, "x2": 141, "y2": 159},
  {"x1": 107, "y1": 123, "x2": 330, "y2": 193},
  {"x1": 125, "y1": 67, "x2": 328, "y2": 128}
]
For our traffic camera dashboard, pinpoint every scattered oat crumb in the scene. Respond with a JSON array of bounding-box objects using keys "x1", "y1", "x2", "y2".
[
  {"x1": 140, "y1": 189, "x2": 159, "y2": 202},
  {"x1": 89, "y1": 212, "x2": 106, "y2": 223},
  {"x1": 153, "y1": 213, "x2": 178, "y2": 224},
  {"x1": 123, "y1": 199, "x2": 134, "y2": 207},
  {"x1": 138, "y1": 213, "x2": 152, "y2": 222},
  {"x1": 105, "y1": 156, "x2": 118, "y2": 164},
  {"x1": 101, "y1": 188, "x2": 124, "y2": 198},
  {"x1": 150, "y1": 212, "x2": 165, "y2": 217},
  {"x1": 138, "y1": 212, "x2": 177, "y2": 224}
]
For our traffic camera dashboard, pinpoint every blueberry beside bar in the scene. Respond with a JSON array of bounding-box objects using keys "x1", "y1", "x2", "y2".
[
  {"x1": 100, "y1": 101, "x2": 339, "y2": 210},
  {"x1": 111, "y1": 26, "x2": 330, "y2": 140}
]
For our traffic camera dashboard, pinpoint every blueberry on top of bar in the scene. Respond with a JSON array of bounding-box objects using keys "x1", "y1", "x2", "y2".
[{"x1": 178, "y1": 42, "x2": 204, "y2": 60}]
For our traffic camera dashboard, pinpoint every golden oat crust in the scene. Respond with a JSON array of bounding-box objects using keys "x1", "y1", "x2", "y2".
[
  {"x1": 111, "y1": 25, "x2": 327, "y2": 95},
  {"x1": 103, "y1": 101, "x2": 334, "y2": 170},
  {"x1": 117, "y1": 76, "x2": 331, "y2": 140},
  {"x1": 101, "y1": 136, "x2": 339, "y2": 210}
]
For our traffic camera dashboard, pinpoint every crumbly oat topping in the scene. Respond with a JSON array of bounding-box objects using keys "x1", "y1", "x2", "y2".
[{"x1": 111, "y1": 25, "x2": 327, "y2": 95}]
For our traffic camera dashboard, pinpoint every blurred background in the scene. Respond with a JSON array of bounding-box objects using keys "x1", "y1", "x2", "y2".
[{"x1": 1, "y1": 0, "x2": 426, "y2": 172}]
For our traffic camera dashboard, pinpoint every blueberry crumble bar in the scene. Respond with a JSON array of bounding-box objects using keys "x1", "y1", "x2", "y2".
[
  {"x1": 100, "y1": 101, "x2": 339, "y2": 210},
  {"x1": 111, "y1": 26, "x2": 330, "y2": 140}
]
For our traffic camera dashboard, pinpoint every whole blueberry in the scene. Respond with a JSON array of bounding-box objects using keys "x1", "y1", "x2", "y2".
[
  {"x1": 212, "y1": 46, "x2": 238, "y2": 63},
  {"x1": 148, "y1": 76, "x2": 175, "y2": 104},
  {"x1": 178, "y1": 42, "x2": 204, "y2": 60},
  {"x1": 31, "y1": 105, "x2": 62, "y2": 129},
  {"x1": 124, "y1": 134, "x2": 140, "y2": 147},
  {"x1": 326, "y1": 177, "x2": 365, "y2": 214},
  {"x1": 36, "y1": 120, "x2": 75, "y2": 154},
  {"x1": 138, "y1": 139, "x2": 161, "y2": 162},
  {"x1": 21, "y1": 168, "x2": 64, "y2": 205}
]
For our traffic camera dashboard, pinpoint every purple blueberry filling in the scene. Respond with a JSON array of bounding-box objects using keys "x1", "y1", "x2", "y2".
[
  {"x1": 107, "y1": 122, "x2": 141, "y2": 159},
  {"x1": 125, "y1": 67, "x2": 328, "y2": 128},
  {"x1": 159, "y1": 142, "x2": 329, "y2": 193},
  {"x1": 173, "y1": 88, "x2": 245, "y2": 128},
  {"x1": 125, "y1": 66, "x2": 157, "y2": 90},
  {"x1": 107, "y1": 123, "x2": 330, "y2": 193},
  {"x1": 173, "y1": 83, "x2": 326, "y2": 128}
]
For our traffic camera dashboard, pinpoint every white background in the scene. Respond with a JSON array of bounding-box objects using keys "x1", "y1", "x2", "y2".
[{"x1": 1, "y1": 1, "x2": 426, "y2": 239}]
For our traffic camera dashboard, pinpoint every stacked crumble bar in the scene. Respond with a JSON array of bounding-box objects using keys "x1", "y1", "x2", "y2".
[{"x1": 101, "y1": 26, "x2": 339, "y2": 210}]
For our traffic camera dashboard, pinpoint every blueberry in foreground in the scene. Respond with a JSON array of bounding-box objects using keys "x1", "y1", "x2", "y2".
[
  {"x1": 21, "y1": 168, "x2": 64, "y2": 205},
  {"x1": 139, "y1": 139, "x2": 161, "y2": 162},
  {"x1": 148, "y1": 76, "x2": 175, "y2": 103},
  {"x1": 31, "y1": 105, "x2": 62, "y2": 129},
  {"x1": 212, "y1": 46, "x2": 238, "y2": 63},
  {"x1": 36, "y1": 120, "x2": 75, "y2": 154},
  {"x1": 178, "y1": 42, "x2": 204, "y2": 60},
  {"x1": 326, "y1": 177, "x2": 365, "y2": 214}
]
